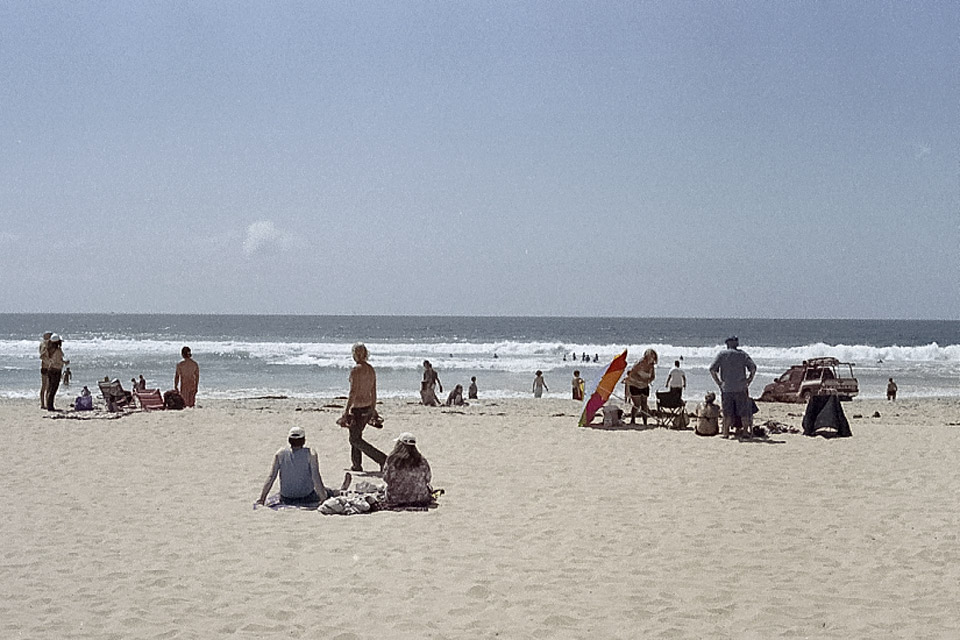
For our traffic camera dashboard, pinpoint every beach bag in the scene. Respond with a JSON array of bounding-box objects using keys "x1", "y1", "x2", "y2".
[
  {"x1": 74, "y1": 395, "x2": 94, "y2": 411},
  {"x1": 163, "y1": 389, "x2": 186, "y2": 410}
]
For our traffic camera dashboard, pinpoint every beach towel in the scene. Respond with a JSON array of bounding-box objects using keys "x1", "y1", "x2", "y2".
[{"x1": 802, "y1": 394, "x2": 852, "y2": 438}]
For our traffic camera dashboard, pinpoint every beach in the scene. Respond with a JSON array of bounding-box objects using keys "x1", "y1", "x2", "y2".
[{"x1": 3, "y1": 395, "x2": 960, "y2": 639}]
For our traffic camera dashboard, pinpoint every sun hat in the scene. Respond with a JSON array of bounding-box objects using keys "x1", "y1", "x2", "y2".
[
  {"x1": 49, "y1": 333, "x2": 62, "y2": 342},
  {"x1": 395, "y1": 432, "x2": 416, "y2": 445},
  {"x1": 288, "y1": 426, "x2": 305, "y2": 439}
]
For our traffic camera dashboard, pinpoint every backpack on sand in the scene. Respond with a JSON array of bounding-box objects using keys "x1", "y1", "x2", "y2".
[{"x1": 163, "y1": 389, "x2": 186, "y2": 410}]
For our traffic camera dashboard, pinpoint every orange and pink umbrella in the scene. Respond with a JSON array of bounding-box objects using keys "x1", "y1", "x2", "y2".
[{"x1": 578, "y1": 349, "x2": 628, "y2": 427}]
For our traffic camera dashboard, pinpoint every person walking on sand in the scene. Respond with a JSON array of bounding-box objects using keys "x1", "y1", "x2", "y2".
[
  {"x1": 174, "y1": 346, "x2": 200, "y2": 407},
  {"x1": 533, "y1": 370, "x2": 548, "y2": 397},
  {"x1": 468, "y1": 376, "x2": 478, "y2": 400},
  {"x1": 256, "y1": 426, "x2": 350, "y2": 507},
  {"x1": 625, "y1": 349, "x2": 657, "y2": 425},
  {"x1": 709, "y1": 336, "x2": 757, "y2": 439},
  {"x1": 39, "y1": 331, "x2": 52, "y2": 409},
  {"x1": 887, "y1": 378, "x2": 898, "y2": 401},
  {"x1": 340, "y1": 343, "x2": 387, "y2": 473},
  {"x1": 421, "y1": 360, "x2": 442, "y2": 397},
  {"x1": 571, "y1": 370, "x2": 585, "y2": 401}
]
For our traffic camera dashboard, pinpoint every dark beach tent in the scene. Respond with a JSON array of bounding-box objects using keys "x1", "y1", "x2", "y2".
[{"x1": 802, "y1": 394, "x2": 852, "y2": 438}]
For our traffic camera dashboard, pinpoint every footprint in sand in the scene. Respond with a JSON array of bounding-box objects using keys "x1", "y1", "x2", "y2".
[{"x1": 466, "y1": 584, "x2": 491, "y2": 599}]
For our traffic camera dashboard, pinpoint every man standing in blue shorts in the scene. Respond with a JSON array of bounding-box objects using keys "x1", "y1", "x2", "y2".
[{"x1": 709, "y1": 336, "x2": 757, "y2": 439}]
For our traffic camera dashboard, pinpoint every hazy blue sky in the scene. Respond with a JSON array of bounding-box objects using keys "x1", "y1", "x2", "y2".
[{"x1": 2, "y1": 2, "x2": 957, "y2": 318}]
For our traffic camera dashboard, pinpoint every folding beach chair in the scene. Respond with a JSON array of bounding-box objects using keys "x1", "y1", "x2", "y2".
[
  {"x1": 98, "y1": 379, "x2": 134, "y2": 412},
  {"x1": 655, "y1": 388, "x2": 687, "y2": 428},
  {"x1": 135, "y1": 388, "x2": 165, "y2": 411}
]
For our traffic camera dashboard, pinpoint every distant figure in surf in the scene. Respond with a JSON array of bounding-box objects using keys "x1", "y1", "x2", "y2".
[
  {"x1": 532, "y1": 370, "x2": 549, "y2": 398},
  {"x1": 174, "y1": 346, "x2": 200, "y2": 407},
  {"x1": 886, "y1": 378, "x2": 898, "y2": 401},
  {"x1": 468, "y1": 376, "x2": 478, "y2": 400}
]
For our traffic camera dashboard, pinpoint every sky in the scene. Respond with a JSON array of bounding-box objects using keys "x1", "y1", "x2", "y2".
[{"x1": 1, "y1": 2, "x2": 957, "y2": 318}]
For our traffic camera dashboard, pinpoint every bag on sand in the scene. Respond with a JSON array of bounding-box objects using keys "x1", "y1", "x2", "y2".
[
  {"x1": 163, "y1": 389, "x2": 186, "y2": 410},
  {"x1": 74, "y1": 395, "x2": 94, "y2": 411}
]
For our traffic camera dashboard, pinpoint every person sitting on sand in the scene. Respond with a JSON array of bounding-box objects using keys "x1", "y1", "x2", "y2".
[
  {"x1": 572, "y1": 370, "x2": 585, "y2": 401},
  {"x1": 174, "y1": 346, "x2": 200, "y2": 407},
  {"x1": 468, "y1": 376, "x2": 478, "y2": 400},
  {"x1": 625, "y1": 349, "x2": 657, "y2": 425},
  {"x1": 341, "y1": 343, "x2": 387, "y2": 473},
  {"x1": 532, "y1": 370, "x2": 548, "y2": 398},
  {"x1": 383, "y1": 432, "x2": 433, "y2": 508},
  {"x1": 445, "y1": 384, "x2": 466, "y2": 406},
  {"x1": 257, "y1": 426, "x2": 350, "y2": 507},
  {"x1": 695, "y1": 392, "x2": 721, "y2": 436}
]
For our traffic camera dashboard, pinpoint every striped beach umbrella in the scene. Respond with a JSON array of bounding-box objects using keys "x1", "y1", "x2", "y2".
[{"x1": 578, "y1": 349, "x2": 628, "y2": 427}]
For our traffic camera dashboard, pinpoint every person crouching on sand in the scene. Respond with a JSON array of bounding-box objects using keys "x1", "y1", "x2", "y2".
[
  {"x1": 256, "y1": 426, "x2": 350, "y2": 507},
  {"x1": 445, "y1": 384, "x2": 466, "y2": 406},
  {"x1": 383, "y1": 432, "x2": 433, "y2": 509},
  {"x1": 174, "y1": 346, "x2": 200, "y2": 407}
]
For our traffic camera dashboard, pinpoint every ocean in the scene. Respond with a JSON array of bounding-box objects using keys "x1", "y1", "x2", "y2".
[{"x1": 3, "y1": 314, "x2": 958, "y2": 401}]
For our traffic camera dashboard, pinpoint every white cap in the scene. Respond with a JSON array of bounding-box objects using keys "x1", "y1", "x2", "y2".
[
  {"x1": 49, "y1": 333, "x2": 62, "y2": 342},
  {"x1": 395, "y1": 432, "x2": 416, "y2": 445},
  {"x1": 288, "y1": 426, "x2": 305, "y2": 439}
]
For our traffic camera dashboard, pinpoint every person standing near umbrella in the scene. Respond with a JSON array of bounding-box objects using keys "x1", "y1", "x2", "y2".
[{"x1": 625, "y1": 349, "x2": 657, "y2": 425}]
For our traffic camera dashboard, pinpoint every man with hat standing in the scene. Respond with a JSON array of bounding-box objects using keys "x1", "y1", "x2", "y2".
[{"x1": 709, "y1": 336, "x2": 757, "y2": 439}]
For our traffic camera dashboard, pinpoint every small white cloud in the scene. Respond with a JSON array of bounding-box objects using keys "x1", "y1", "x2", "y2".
[{"x1": 242, "y1": 220, "x2": 292, "y2": 256}]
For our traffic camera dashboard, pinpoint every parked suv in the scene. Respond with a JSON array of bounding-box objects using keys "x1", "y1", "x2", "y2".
[{"x1": 758, "y1": 357, "x2": 859, "y2": 403}]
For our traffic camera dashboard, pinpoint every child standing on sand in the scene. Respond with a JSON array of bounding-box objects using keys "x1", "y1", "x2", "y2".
[
  {"x1": 532, "y1": 371, "x2": 548, "y2": 398},
  {"x1": 571, "y1": 370, "x2": 584, "y2": 401},
  {"x1": 468, "y1": 376, "x2": 478, "y2": 400}
]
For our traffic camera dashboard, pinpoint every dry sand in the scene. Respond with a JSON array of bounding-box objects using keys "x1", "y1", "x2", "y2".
[{"x1": 2, "y1": 395, "x2": 960, "y2": 639}]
